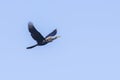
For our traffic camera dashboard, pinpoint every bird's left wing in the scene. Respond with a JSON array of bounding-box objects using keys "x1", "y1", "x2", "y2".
[{"x1": 28, "y1": 22, "x2": 45, "y2": 43}]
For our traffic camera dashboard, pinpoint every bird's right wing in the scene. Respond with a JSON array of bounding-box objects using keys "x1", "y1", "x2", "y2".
[
  {"x1": 28, "y1": 22, "x2": 45, "y2": 43},
  {"x1": 45, "y1": 29, "x2": 57, "y2": 38}
]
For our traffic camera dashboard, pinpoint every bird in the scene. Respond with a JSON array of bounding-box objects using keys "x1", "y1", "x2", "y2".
[{"x1": 26, "y1": 22, "x2": 60, "y2": 49}]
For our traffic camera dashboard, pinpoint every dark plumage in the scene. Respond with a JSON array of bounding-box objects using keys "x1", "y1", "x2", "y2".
[{"x1": 27, "y1": 22, "x2": 60, "y2": 49}]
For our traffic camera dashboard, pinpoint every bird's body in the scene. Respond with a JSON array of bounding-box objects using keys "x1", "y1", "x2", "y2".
[{"x1": 27, "y1": 22, "x2": 60, "y2": 49}]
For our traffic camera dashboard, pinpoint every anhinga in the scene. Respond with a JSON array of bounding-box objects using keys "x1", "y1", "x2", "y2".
[{"x1": 27, "y1": 22, "x2": 60, "y2": 49}]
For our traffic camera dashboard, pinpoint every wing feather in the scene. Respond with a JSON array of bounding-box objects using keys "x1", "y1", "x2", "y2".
[
  {"x1": 28, "y1": 22, "x2": 45, "y2": 43},
  {"x1": 45, "y1": 29, "x2": 57, "y2": 38}
]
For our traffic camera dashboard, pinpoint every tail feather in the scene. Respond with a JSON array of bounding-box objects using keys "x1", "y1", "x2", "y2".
[{"x1": 26, "y1": 44, "x2": 38, "y2": 49}]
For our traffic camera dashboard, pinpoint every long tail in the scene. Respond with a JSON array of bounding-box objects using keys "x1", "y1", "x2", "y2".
[{"x1": 26, "y1": 44, "x2": 38, "y2": 49}]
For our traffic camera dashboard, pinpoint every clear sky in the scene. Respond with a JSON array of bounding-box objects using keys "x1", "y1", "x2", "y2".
[{"x1": 0, "y1": 0, "x2": 120, "y2": 80}]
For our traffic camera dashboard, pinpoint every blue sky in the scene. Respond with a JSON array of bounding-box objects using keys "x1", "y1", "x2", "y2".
[{"x1": 0, "y1": 0, "x2": 120, "y2": 80}]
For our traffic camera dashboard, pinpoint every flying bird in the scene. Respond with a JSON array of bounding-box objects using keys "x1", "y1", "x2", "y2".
[{"x1": 27, "y1": 22, "x2": 60, "y2": 49}]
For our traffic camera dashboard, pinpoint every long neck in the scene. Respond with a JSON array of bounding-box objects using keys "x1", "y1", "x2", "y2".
[
  {"x1": 52, "y1": 36, "x2": 57, "y2": 40},
  {"x1": 52, "y1": 36, "x2": 60, "y2": 40},
  {"x1": 45, "y1": 36, "x2": 60, "y2": 43}
]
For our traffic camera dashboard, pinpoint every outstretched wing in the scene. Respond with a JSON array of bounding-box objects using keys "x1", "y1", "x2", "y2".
[
  {"x1": 45, "y1": 29, "x2": 57, "y2": 38},
  {"x1": 28, "y1": 22, "x2": 45, "y2": 43}
]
